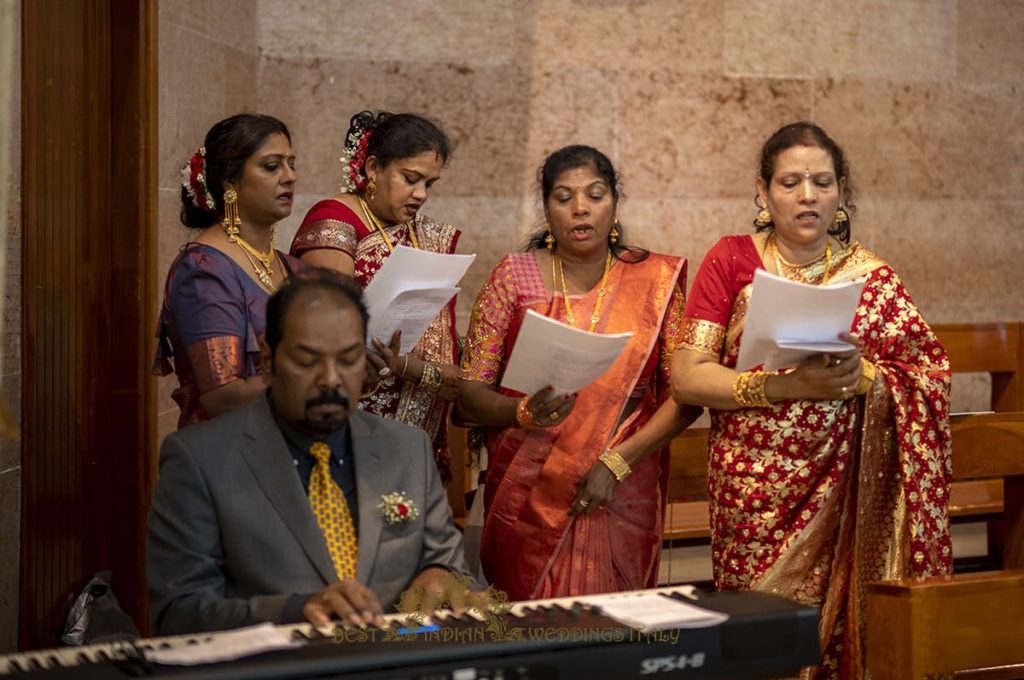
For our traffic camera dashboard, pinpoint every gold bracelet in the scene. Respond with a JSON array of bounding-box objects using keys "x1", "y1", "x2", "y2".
[
  {"x1": 599, "y1": 449, "x2": 632, "y2": 482},
  {"x1": 419, "y1": 361, "x2": 443, "y2": 391},
  {"x1": 732, "y1": 370, "x2": 772, "y2": 408},
  {"x1": 856, "y1": 358, "x2": 877, "y2": 395},
  {"x1": 399, "y1": 354, "x2": 410, "y2": 378},
  {"x1": 515, "y1": 396, "x2": 541, "y2": 431}
]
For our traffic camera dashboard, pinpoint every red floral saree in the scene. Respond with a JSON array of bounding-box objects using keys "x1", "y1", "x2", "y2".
[
  {"x1": 291, "y1": 199, "x2": 461, "y2": 484},
  {"x1": 681, "y1": 235, "x2": 952, "y2": 679},
  {"x1": 462, "y1": 251, "x2": 687, "y2": 600}
]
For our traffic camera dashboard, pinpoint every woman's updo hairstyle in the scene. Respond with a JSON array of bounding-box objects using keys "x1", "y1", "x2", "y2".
[
  {"x1": 340, "y1": 111, "x2": 450, "y2": 193},
  {"x1": 526, "y1": 145, "x2": 647, "y2": 262},
  {"x1": 755, "y1": 121, "x2": 856, "y2": 243},
  {"x1": 179, "y1": 113, "x2": 291, "y2": 230}
]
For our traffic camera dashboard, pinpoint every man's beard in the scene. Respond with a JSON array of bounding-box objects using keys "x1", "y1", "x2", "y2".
[{"x1": 299, "y1": 389, "x2": 350, "y2": 434}]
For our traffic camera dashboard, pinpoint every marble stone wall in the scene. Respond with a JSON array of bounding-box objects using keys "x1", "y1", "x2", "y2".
[
  {"x1": 254, "y1": 0, "x2": 1023, "y2": 414},
  {"x1": 156, "y1": 0, "x2": 1024, "y2": 435},
  {"x1": 0, "y1": 0, "x2": 20, "y2": 653}
]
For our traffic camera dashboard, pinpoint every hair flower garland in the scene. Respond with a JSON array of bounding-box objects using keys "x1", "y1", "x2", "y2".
[
  {"x1": 339, "y1": 127, "x2": 373, "y2": 194},
  {"x1": 180, "y1": 146, "x2": 217, "y2": 213},
  {"x1": 378, "y1": 491, "x2": 419, "y2": 525}
]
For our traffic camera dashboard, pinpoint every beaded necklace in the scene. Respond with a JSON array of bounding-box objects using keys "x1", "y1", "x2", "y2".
[
  {"x1": 552, "y1": 250, "x2": 613, "y2": 332},
  {"x1": 358, "y1": 195, "x2": 420, "y2": 252}
]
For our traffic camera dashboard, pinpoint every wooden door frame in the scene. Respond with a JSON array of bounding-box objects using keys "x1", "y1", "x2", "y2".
[{"x1": 20, "y1": 0, "x2": 157, "y2": 650}]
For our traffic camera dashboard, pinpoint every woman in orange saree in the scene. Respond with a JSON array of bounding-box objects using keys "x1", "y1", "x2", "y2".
[
  {"x1": 459, "y1": 146, "x2": 700, "y2": 601},
  {"x1": 672, "y1": 122, "x2": 952, "y2": 679}
]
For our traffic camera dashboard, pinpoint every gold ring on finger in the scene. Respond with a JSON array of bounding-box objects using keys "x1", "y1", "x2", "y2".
[{"x1": 549, "y1": 411, "x2": 560, "y2": 420}]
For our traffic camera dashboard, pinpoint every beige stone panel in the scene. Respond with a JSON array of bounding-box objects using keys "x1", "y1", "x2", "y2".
[
  {"x1": 259, "y1": 56, "x2": 534, "y2": 200},
  {"x1": 618, "y1": 198, "x2": 751, "y2": 282},
  {"x1": 854, "y1": 0, "x2": 956, "y2": 82},
  {"x1": 813, "y1": 79, "x2": 1024, "y2": 201},
  {"x1": 722, "y1": 0, "x2": 859, "y2": 77},
  {"x1": 159, "y1": 0, "x2": 209, "y2": 35},
  {"x1": 157, "y1": 410, "x2": 180, "y2": 453},
  {"x1": 866, "y1": 199, "x2": 1024, "y2": 324},
  {"x1": 374, "y1": 61, "x2": 534, "y2": 199},
  {"x1": 0, "y1": 468, "x2": 19, "y2": 653},
  {"x1": 256, "y1": 0, "x2": 527, "y2": 66},
  {"x1": 158, "y1": 22, "x2": 259, "y2": 189},
  {"x1": 531, "y1": 0, "x2": 723, "y2": 73},
  {"x1": 951, "y1": 372, "x2": 993, "y2": 414},
  {"x1": 617, "y1": 71, "x2": 812, "y2": 200},
  {"x1": 420, "y1": 195, "x2": 527, "y2": 333},
  {"x1": 257, "y1": 55, "x2": 384, "y2": 199},
  {"x1": 207, "y1": 0, "x2": 259, "y2": 53},
  {"x1": 519, "y1": 68, "x2": 622, "y2": 196},
  {"x1": 0, "y1": 375, "x2": 17, "y2": 472},
  {"x1": 957, "y1": 0, "x2": 1024, "y2": 84}
]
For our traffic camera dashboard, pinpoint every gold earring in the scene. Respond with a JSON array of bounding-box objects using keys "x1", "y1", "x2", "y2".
[
  {"x1": 544, "y1": 225, "x2": 555, "y2": 252},
  {"x1": 754, "y1": 207, "x2": 772, "y2": 228},
  {"x1": 834, "y1": 206, "x2": 849, "y2": 224},
  {"x1": 367, "y1": 178, "x2": 377, "y2": 203},
  {"x1": 222, "y1": 188, "x2": 240, "y2": 239},
  {"x1": 610, "y1": 218, "x2": 620, "y2": 245}
]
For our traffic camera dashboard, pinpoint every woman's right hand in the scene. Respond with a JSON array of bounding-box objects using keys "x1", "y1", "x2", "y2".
[
  {"x1": 768, "y1": 350, "x2": 862, "y2": 402},
  {"x1": 524, "y1": 385, "x2": 577, "y2": 428}
]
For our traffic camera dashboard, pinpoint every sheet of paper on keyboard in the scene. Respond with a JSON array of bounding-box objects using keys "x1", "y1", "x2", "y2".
[
  {"x1": 146, "y1": 623, "x2": 301, "y2": 666},
  {"x1": 588, "y1": 592, "x2": 730, "y2": 631}
]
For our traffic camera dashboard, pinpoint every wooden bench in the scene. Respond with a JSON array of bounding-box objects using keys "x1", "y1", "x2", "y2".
[
  {"x1": 866, "y1": 570, "x2": 1024, "y2": 679},
  {"x1": 664, "y1": 413, "x2": 1024, "y2": 565},
  {"x1": 664, "y1": 322, "x2": 1024, "y2": 570}
]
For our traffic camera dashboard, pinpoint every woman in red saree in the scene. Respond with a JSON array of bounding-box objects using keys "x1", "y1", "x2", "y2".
[
  {"x1": 459, "y1": 146, "x2": 700, "y2": 600},
  {"x1": 291, "y1": 111, "x2": 461, "y2": 484},
  {"x1": 672, "y1": 122, "x2": 952, "y2": 679}
]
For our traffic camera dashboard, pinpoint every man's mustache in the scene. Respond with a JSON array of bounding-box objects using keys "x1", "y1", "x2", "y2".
[{"x1": 305, "y1": 390, "x2": 350, "y2": 411}]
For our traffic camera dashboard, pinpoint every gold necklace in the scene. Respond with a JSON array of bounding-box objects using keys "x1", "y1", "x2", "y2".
[
  {"x1": 238, "y1": 247, "x2": 278, "y2": 291},
  {"x1": 768, "y1": 233, "x2": 831, "y2": 284},
  {"x1": 554, "y1": 250, "x2": 613, "y2": 332},
  {"x1": 357, "y1": 195, "x2": 420, "y2": 252},
  {"x1": 228, "y1": 226, "x2": 276, "y2": 273},
  {"x1": 226, "y1": 223, "x2": 277, "y2": 290}
]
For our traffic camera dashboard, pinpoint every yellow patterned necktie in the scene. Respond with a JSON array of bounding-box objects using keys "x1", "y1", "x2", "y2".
[{"x1": 307, "y1": 441, "x2": 358, "y2": 580}]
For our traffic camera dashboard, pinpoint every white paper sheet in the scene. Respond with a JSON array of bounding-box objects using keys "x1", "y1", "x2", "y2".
[
  {"x1": 499, "y1": 310, "x2": 632, "y2": 395},
  {"x1": 146, "y1": 623, "x2": 300, "y2": 666},
  {"x1": 586, "y1": 592, "x2": 729, "y2": 631},
  {"x1": 363, "y1": 245, "x2": 476, "y2": 353},
  {"x1": 736, "y1": 269, "x2": 865, "y2": 372}
]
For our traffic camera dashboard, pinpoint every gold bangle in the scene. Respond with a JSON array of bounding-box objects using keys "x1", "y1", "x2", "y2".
[
  {"x1": 399, "y1": 354, "x2": 410, "y2": 378},
  {"x1": 515, "y1": 396, "x2": 541, "y2": 431},
  {"x1": 419, "y1": 361, "x2": 443, "y2": 391},
  {"x1": 599, "y1": 449, "x2": 632, "y2": 482},
  {"x1": 732, "y1": 370, "x2": 772, "y2": 408},
  {"x1": 856, "y1": 358, "x2": 877, "y2": 395}
]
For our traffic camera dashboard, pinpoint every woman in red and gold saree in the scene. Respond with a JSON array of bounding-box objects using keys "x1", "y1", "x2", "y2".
[
  {"x1": 290, "y1": 111, "x2": 461, "y2": 484},
  {"x1": 672, "y1": 122, "x2": 951, "y2": 679},
  {"x1": 459, "y1": 146, "x2": 700, "y2": 601}
]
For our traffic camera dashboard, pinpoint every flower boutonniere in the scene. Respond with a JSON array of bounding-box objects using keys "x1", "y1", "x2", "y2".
[{"x1": 378, "y1": 491, "x2": 420, "y2": 525}]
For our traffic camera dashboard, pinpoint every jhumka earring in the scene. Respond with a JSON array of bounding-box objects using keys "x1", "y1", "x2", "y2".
[
  {"x1": 610, "y1": 218, "x2": 620, "y2": 245},
  {"x1": 544, "y1": 225, "x2": 555, "y2": 252},
  {"x1": 222, "y1": 188, "x2": 241, "y2": 238},
  {"x1": 367, "y1": 178, "x2": 378, "y2": 203},
  {"x1": 834, "y1": 205, "x2": 849, "y2": 225},
  {"x1": 754, "y1": 196, "x2": 772, "y2": 228}
]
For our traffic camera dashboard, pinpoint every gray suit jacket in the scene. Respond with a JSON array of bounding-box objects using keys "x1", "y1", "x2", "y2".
[{"x1": 147, "y1": 396, "x2": 469, "y2": 635}]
